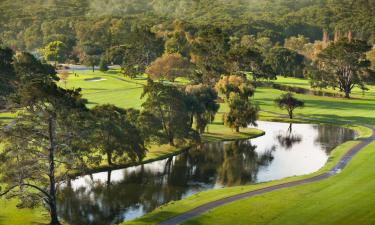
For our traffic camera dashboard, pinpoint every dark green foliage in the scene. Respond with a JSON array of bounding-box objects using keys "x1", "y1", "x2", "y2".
[
  {"x1": 274, "y1": 92, "x2": 305, "y2": 119},
  {"x1": 0, "y1": 47, "x2": 15, "y2": 109},
  {"x1": 141, "y1": 80, "x2": 199, "y2": 146},
  {"x1": 266, "y1": 47, "x2": 305, "y2": 78},
  {"x1": 91, "y1": 105, "x2": 146, "y2": 166},
  {"x1": 185, "y1": 84, "x2": 220, "y2": 134}
]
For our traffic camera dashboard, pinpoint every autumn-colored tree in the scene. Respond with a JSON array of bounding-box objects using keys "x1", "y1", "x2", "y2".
[
  {"x1": 146, "y1": 53, "x2": 192, "y2": 81},
  {"x1": 58, "y1": 70, "x2": 70, "y2": 88}
]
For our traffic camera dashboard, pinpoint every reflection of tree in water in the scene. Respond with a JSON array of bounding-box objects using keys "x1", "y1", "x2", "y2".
[
  {"x1": 57, "y1": 141, "x2": 275, "y2": 225},
  {"x1": 313, "y1": 125, "x2": 355, "y2": 154},
  {"x1": 276, "y1": 124, "x2": 302, "y2": 150},
  {"x1": 218, "y1": 141, "x2": 274, "y2": 186}
]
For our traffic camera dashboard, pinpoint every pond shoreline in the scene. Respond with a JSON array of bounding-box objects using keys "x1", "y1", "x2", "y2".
[
  {"x1": 70, "y1": 128, "x2": 266, "y2": 177},
  {"x1": 119, "y1": 117, "x2": 371, "y2": 225}
]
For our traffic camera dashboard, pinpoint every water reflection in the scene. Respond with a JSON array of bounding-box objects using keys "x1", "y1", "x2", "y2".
[
  {"x1": 276, "y1": 124, "x2": 302, "y2": 150},
  {"x1": 58, "y1": 121, "x2": 355, "y2": 225}
]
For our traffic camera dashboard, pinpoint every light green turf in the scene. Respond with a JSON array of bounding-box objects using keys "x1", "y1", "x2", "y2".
[{"x1": 183, "y1": 142, "x2": 375, "y2": 225}]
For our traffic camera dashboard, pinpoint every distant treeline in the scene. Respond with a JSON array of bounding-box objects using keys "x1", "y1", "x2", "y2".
[{"x1": 1, "y1": 0, "x2": 375, "y2": 52}]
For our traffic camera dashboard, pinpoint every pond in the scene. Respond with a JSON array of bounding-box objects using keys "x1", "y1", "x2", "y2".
[{"x1": 57, "y1": 121, "x2": 356, "y2": 225}]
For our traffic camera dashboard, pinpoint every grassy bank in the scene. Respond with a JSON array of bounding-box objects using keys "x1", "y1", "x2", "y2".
[{"x1": 183, "y1": 141, "x2": 375, "y2": 225}]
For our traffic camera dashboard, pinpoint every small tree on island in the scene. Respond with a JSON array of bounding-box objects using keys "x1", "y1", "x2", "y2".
[
  {"x1": 224, "y1": 93, "x2": 259, "y2": 132},
  {"x1": 216, "y1": 75, "x2": 259, "y2": 132},
  {"x1": 310, "y1": 39, "x2": 374, "y2": 98},
  {"x1": 274, "y1": 93, "x2": 305, "y2": 119}
]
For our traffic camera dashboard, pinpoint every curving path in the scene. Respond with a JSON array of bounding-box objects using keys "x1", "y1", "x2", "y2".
[{"x1": 158, "y1": 127, "x2": 375, "y2": 225}]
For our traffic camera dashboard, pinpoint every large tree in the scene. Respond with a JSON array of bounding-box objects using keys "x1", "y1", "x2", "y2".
[
  {"x1": 227, "y1": 42, "x2": 276, "y2": 81},
  {"x1": 311, "y1": 39, "x2": 374, "y2": 98},
  {"x1": 146, "y1": 53, "x2": 193, "y2": 81},
  {"x1": 43, "y1": 41, "x2": 69, "y2": 65},
  {"x1": 91, "y1": 105, "x2": 146, "y2": 166},
  {"x1": 141, "y1": 80, "x2": 198, "y2": 146},
  {"x1": 185, "y1": 84, "x2": 220, "y2": 134},
  {"x1": 0, "y1": 53, "x2": 91, "y2": 225},
  {"x1": 266, "y1": 47, "x2": 305, "y2": 78}
]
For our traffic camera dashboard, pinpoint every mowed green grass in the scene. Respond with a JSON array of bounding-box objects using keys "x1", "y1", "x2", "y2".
[
  {"x1": 63, "y1": 69, "x2": 146, "y2": 109},
  {"x1": 1, "y1": 72, "x2": 375, "y2": 225},
  {"x1": 184, "y1": 142, "x2": 375, "y2": 225}
]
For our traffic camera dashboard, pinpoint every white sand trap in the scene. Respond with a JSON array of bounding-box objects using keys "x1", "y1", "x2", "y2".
[{"x1": 85, "y1": 77, "x2": 107, "y2": 82}]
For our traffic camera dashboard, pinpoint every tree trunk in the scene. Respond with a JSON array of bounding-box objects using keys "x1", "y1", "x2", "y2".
[
  {"x1": 288, "y1": 109, "x2": 293, "y2": 119},
  {"x1": 345, "y1": 91, "x2": 350, "y2": 99},
  {"x1": 169, "y1": 135, "x2": 175, "y2": 146},
  {"x1": 235, "y1": 127, "x2": 240, "y2": 133},
  {"x1": 107, "y1": 170, "x2": 112, "y2": 187},
  {"x1": 107, "y1": 152, "x2": 113, "y2": 166},
  {"x1": 48, "y1": 117, "x2": 61, "y2": 225},
  {"x1": 92, "y1": 65, "x2": 95, "y2": 72}
]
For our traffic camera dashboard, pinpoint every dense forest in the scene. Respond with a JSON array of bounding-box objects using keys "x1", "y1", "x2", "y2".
[{"x1": 1, "y1": 0, "x2": 375, "y2": 51}]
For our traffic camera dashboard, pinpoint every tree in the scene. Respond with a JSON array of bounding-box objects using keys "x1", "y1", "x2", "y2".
[
  {"x1": 311, "y1": 39, "x2": 373, "y2": 98},
  {"x1": 141, "y1": 80, "x2": 197, "y2": 146},
  {"x1": 58, "y1": 70, "x2": 70, "y2": 88},
  {"x1": 266, "y1": 47, "x2": 305, "y2": 78},
  {"x1": 0, "y1": 47, "x2": 15, "y2": 110},
  {"x1": 367, "y1": 45, "x2": 375, "y2": 71},
  {"x1": 121, "y1": 27, "x2": 164, "y2": 79},
  {"x1": 185, "y1": 84, "x2": 220, "y2": 134},
  {"x1": 99, "y1": 56, "x2": 109, "y2": 72},
  {"x1": 274, "y1": 93, "x2": 304, "y2": 119},
  {"x1": 81, "y1": 44, "x2": 103, "y2": 72},
  {"x1": 146, "y1": 53, "x2": 192, "y2": 82},
  {"x1": 0, "y1": 52, "x2": 91, "y2": 225},
  {"x1": 227, "y1": 44, "x2": 276, "y2": 81},
  {"x1": 190, "y1": 27, "x2": 230, "y2": 82},
  {"x1": 91, "y1": 105, "x2": 146, "y2": 166},
  {"x1": 224, "y1": 93, "x2": 259, "y2": 133},
  {"x1": 215, "y1": 75, "x2": 255, "y2": 100},
  {"x1": 284, "y1": 35, "x2": 310, "y2": 53},
  {"x1": 43, "y1": 41, "x2": 68, "y2": 66}
]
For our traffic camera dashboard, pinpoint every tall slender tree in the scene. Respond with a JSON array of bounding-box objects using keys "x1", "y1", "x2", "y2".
[{"x1": 0, "y1": 53, "x2": 91, "y2": 225}]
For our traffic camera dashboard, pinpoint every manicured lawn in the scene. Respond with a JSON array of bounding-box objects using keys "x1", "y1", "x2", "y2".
[
  {"x1": 1, "y1": 71, "x2": 375, "y2": 225},
  {"x1": 183, "y1": 142, "x2": 375, "y2": 225},
  {"x1": 255, "y1": 86, "x2": 375, "y2": 126}
]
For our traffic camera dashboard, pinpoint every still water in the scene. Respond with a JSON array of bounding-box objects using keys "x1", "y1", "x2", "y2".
[{"x1": 57, "y1": 121, "x2": 356, "y2": 225}]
